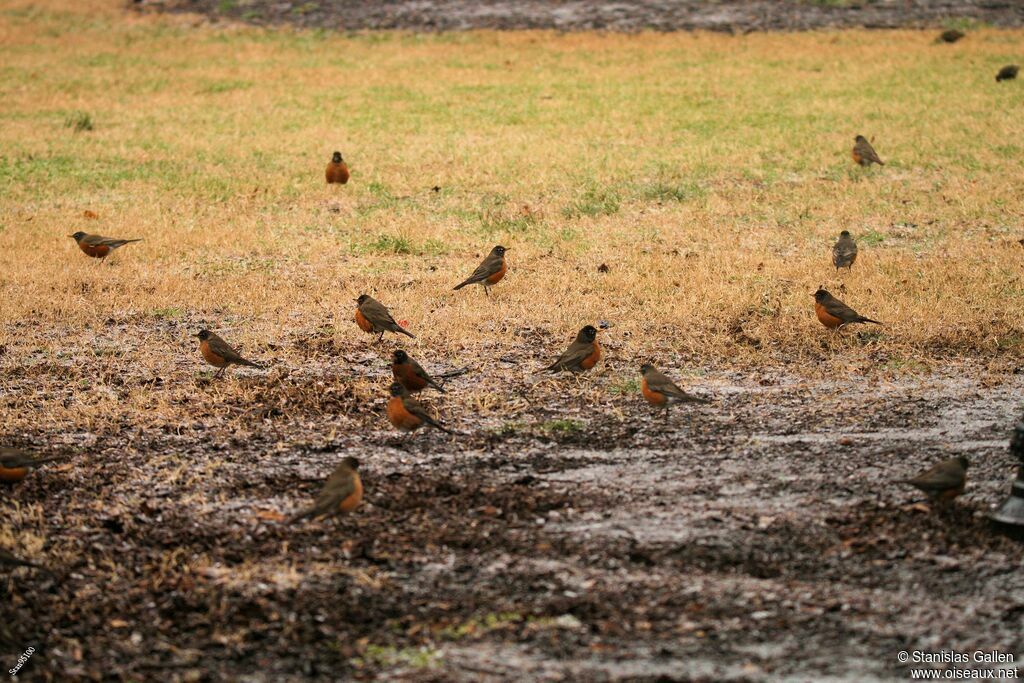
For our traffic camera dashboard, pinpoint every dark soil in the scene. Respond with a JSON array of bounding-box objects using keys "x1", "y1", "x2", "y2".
[
  {"x1": 3, "y1": 324, "x2": 1024, "y2": 681},
  {"x1": 140, "y1": 0, "x2": 1024, "y2": 33}
]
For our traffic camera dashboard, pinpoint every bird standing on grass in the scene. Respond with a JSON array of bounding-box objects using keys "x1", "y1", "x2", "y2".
[
  {"x1": 69, "y1": 231, "x2": 142, "y2": 262},
  {"x1": 453, "y1": 245, "x2": 509, "y2": 296},
  {"x1": 545, "y1": 325, "x2": 602, "y2": 373},
  {"x1": 392, "y1": 350, "x2": 445, "y2": 393},
  {"x1": 832, "y1": 230, "x2": 858, "y2": 271},
  {"x1": 195, "y1": 330, "x2": 264, "y2": 378},
  {"x1": 325, "y1": 151, "x2": 349, "y2": 184},
  {"x1": 852, "y1": 135, "x2": 884, "y2": 167},
  {"x1": 936, "y1": 29, "x2": 965, "y2": 44},
  {"x1": 996, "y1": 65, "x2": 1019, "y2": 82},
  {"x1": 903, "y1": 456, "x2": 969, "y2": 504},
  {"x1": 813, "y1": 289, "x2": 882, "y2": 329},
  {"x1": 355, "y1": 295, "x2": 415, "y2": 342},
  {"x1": 288, "y1": 457, "x2": 363, "y2": 523}
]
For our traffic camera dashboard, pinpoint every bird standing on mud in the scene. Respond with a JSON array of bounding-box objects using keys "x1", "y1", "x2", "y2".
[
  {"x1": 288, "y1": 456, "x2": 363, "y2": 523},
  {"x1": 640, "y1": 364, "x2": 710, "y2": 410},
  {"x1": 0, "y1": 448, "x2": 65, "y2": 483},
  {"x1": 195, "y1": 330, "x2": 264, "y2": 378},
  {"x1": 903, "y1": 456, "x2": 969, "y2": 504},
  {"x1": 386, "y1": 382, "x2": 453, "y2": 434}
]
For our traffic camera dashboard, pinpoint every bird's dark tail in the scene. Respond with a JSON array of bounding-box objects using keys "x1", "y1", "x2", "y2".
[
  {"x1": 288, "y1": 507, "x2": 315, "y2": 524},
  {"x1": 453, "y1": 280, "x2": 470, "y2": 291},
  {"x1": 429, "y1": 380, "x2": 447, "y2": 393},
  {"x1": 427, "y1": 418, "x2": 454, "y2": 435},
  {"x1": 238, "y1": 358, "x2": 264, "y2": 369},
  {"x1": 858, "y1": 317, "x2": 883, "y2": 325},
  {"x1": 396, "y1": 327, "x2": 415, "y2": 339}
]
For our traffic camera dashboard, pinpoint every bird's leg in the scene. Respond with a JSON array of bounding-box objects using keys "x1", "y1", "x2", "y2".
[
  {"x1": 377, "y1": 331, "x2": 385, "y2": 343},
  {"x1": 484, "y1": 285, "x2": 490, "y2": 297},
  {"x1": 214, "y1": 366, "x2": 225, "y2": 379}
]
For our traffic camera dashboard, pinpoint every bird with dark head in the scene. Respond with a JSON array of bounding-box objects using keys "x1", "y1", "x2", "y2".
[
  {"x1": 355, "y1": 295, "x2": 414, "y2": 342},
  {"x1": 386, "y1": 382, "x2": 453, "y2": 434},
  {"x1": 639, "y1": 363, "x2": 711, "y2": 410},
  {"x1": 996, "y1": 65, "x2": 1019, "y2": 82},
  {"x1": 453, "y1": 245, "x2": 510, "y2": 296},
  {"x1": 903, "y1": 456, "x2": 969, "y2": 504},
  {"x1": 194, "y1": 329, "x2": 263, "y2": 378},
  {"x1": 69, "y1": 231, "x2": 143, "y2": 262},
  {"x1": 288, "y1": 456, "x2": 362, "y2": 524},
  {"x1": 545, "y1": 325, "x2": 601, "y2": 373},
  {"x1": 813, "y1": 289, "x2": 881, "y2": 329},
  {"x1": 832, "y1": 230, "x2": 858, "y2": 270},
  {"x1": 852, "y1": 135, "x2": 884, "y2": 167},
  {"x1": 326, "y1": 150, "x2": 349, "y2": 184},
  {"x1": 392, "y1": 349, "x2": 445, "y2": 393}
]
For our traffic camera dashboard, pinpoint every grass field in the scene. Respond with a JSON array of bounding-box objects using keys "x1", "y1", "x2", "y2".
[{"x1": 2, "y1": 2, "x2": 1024, "y2": 680}]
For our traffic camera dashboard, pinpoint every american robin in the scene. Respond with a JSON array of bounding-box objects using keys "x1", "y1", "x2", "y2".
[
  {"x1": 640, "y1": 364, "x2": 710, "y2": 409},
  {"x1": 0, "y1": 448, "x2": 64, "y2": 483},
  {"x1": 937, "y1": 29, "x2": 965, "y2": 43},
  {"x1": 325, "y1": 151, "x2": 349, "y2": 184},
  {"x1": 832, "y1": 230, "x2": 858, "y2": 270},
  {"x1": 0, "y1": 549, "x2": 51, "y2": 576},
  {"x1": 903, "y1": 456, "x2": 969, "y2": 503},
  {"x1": 544, "y1": 325, "x2": 598, "y2": 374},
  {"x1": 392, "y1": 350, "x2": 445, "y2": 393},
  {"x1": 355, "y1": 295, "x2": 415, "y2": 342},
  {"x1": 545, "y1": 325, "x2": 601, "y2": 373},
  {"x1": 852, "y1": 135, "x2": 884, "y2": 167},
  {"x1": 386, "y1": 382, "x2": 453, "y2": 434},
  {"x1": 288, "y1": 456, "x2": 363, "y2": 523},
  {"x1": 813, "y1": 289, "x2": 882, "y2": 329},
  {"x1": 996, "y1": 65, "x2": 1019, "y2": 82},
  {"x1": 69, "y1": 231, "x2": 142, "y2": 262},
  {"x1": 453, "y1": 245, "x2": 509, "y2": 296},
  {"x1": 195, "y1": 329, "x2": 263, "y2": 378}
]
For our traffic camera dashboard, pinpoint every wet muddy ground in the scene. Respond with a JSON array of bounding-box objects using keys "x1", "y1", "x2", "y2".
[
  {"x1": 145, "y1": 0, "x2": 1024, "y2": 33},
  {"x1": 3, "y1": 323, "x2": 1024, "y2": 680}
]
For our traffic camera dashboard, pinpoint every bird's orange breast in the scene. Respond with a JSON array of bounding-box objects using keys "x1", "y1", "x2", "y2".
[
  {"x1": 815, "y1": 303, "x2": 843, "y2": 329},
  {"x1": 339, "y1": 474, "x2": 363, "y2": 512},
  {"x1": 79, "y1": 243, "x2": 110, "y2": 258},
  {"x1": 387, "y1": 397, "x2": 422, "y2": 431},
  {"x1": 200, "y1": 340, "x2": 228, "y2": 367},
  {"x1": 393, "y1": 363, "x2": 427, "y2": 391},
  {"x1": 355, "y1": 308, "x2": 374, "y2": 333},
  {"x1": 580, "y1": 342, "x2": 601, "y2": 370},
  {"x1": 486, "y1": 259, "x2": 507, "y2": 285},
  {"x1": 326, "y1": 162, "x2": 350, "y2": 184},
  {"x1": 0, "y1": 467, "x2": 28, "y2": 482},
  {"x1": 641, "y1": 377, "x2": 667, "y2": 406}
]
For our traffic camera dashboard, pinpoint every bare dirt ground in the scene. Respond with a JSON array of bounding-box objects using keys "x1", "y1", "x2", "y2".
[
  {"x1": 4, "y1": 321, "x2": 1024, "y2": 680},
  {"x1": 146, "y1": 0, "x2": 1024, "y2": 33}
]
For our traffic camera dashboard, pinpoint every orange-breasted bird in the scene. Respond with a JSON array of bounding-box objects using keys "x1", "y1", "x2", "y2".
[
  {"x1": 852, "y1": 135, "x2": 884, "y2": 167},
  {"x1": 392, "y1": 350, "x2": 445, "y2": 393},
  {"x1": 386, "y1": 382, "x2": 453, "y2": 434},
  {"x1": 813, "y1": 289, "x2": 882, "y2": 329},
  {"x1": 903, "y1": 456, "x2": 969, "y2": 503},
  {"x1": 69, "y1": 231, "x2": 142, "y2": 262},
  {"x1": 640, "y1": 364, "x2": 710, "y2": 409},
  {"x1": 355, "y1": 295, "x2": 415, "y2": 342},
  {"x1": 545, "y1": 325, "x2": 601, "y2": 373},
  {"x1": 195, "y1": 329, "x2": 263, "y2": 378},
  {"x1": 326, "y1": 151, "x2": 350, "y2": 184},
  {"x1": 832, "y1": 230, "x2": 858, "y2": 270},
  {"x1": 453, "y1": 245, "x2": 509, "y2": 296},
  {"x1": 288, "y1": 456, "x2": 363, "y2": 523},
  {"x1": 996, "y1": 65, "x2": 1019, "y2": 82},
  {"x1": 0, "y1": 448, "x2": 65, "y2": 483}
]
